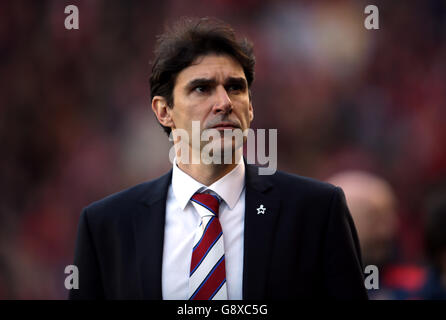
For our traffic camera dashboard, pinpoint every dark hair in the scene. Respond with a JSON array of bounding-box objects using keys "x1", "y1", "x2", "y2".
[{"x1": 149, "y1": 17, "x2": 255, "y2": 135}]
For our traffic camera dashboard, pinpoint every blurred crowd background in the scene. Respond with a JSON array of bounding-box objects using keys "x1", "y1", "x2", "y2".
[{"x1": 1, "y1": 0, "x2": 445, "y2": 299}]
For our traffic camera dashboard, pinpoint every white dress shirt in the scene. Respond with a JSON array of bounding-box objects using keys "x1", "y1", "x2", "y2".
[{"x1": 161, "y1": 159, "x2": 245, "y2": 300}]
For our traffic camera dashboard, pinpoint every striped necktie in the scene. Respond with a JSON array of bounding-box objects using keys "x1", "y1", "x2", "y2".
[{"x1": 188, "y1": 192, "x2": 228, "y2": 300}]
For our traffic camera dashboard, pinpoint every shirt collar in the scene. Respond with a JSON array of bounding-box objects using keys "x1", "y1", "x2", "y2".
[{"x1": 171, "y1": 157, "x2": 245, "y2": 211}]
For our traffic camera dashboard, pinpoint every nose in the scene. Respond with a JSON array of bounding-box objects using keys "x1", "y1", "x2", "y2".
[{"x1": 212, "y1": 85, "x2": 232, "y2": 114}]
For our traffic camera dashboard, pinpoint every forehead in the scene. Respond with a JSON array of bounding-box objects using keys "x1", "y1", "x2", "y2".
[{"x1": 175, "y1": 54, "x2": 245, "y2": 85}]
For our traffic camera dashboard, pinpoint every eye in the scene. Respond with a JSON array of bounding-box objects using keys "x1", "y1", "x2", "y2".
[
  {"x1": 227, "y1": 84, "x2": 244, "y2": 93},
  {"x1": 194, "y1": 85, "x2": 210, "y2": 93}
]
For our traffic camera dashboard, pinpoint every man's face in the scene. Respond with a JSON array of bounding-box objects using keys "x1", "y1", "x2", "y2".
[{"x1": 169, "y1": 54, "x2": 253, "y2": 156}]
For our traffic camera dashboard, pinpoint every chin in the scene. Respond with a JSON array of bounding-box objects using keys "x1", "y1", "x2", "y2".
[{"x1": 200, "y1": 138, "x2": 242, "y2": 164}]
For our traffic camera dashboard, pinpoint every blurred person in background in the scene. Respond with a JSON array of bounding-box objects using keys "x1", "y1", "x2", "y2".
[
  {"x1": 328, "y1": 171, "x2": 398, "y2": 269},
  {"x1": 328, "y1": 171, "x2": 446, "y2": 299},
  {"x1": 328, "y1": 171, "x2": 399, "y2": 299}
]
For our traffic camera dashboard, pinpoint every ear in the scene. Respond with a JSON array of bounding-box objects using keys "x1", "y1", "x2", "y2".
[
  {"x1": 152, "y1": 96, "x2": 174, "y2": 129},
  {"x1": 249, "y1": 101, "x2": 254, "y2": 122}
]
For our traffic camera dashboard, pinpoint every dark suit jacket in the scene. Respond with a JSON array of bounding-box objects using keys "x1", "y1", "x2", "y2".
[{"x1": 69, "y1": 164, "x2": 368, "y2": 300}]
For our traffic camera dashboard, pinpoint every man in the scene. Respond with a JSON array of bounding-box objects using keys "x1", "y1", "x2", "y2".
[{"x1": 69, "y1": 17, "x2": 367, "y2": 300}]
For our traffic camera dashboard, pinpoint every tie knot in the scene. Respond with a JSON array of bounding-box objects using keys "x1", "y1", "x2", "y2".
[{"x1": 191, "y1": 192, "x2": 221, "y2": 217}]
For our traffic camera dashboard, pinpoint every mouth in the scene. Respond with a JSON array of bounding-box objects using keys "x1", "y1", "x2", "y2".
[{"x1": 210, "y1": 122, "x2": 240, "y2": 130}]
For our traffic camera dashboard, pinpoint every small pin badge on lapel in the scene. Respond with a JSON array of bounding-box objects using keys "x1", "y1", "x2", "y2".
[{"x1": 256, "y1": 204, "x2": 266, "y2": 215}]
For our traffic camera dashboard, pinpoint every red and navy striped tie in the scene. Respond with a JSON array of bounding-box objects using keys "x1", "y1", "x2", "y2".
[{"x1": 189, "y1": 192, "x2": 228, "y2": 300}]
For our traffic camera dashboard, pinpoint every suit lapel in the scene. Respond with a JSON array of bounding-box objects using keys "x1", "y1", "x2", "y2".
[
  {"x1": 243, "y1": 164, "x2": 281, "y2": 299},
  {"x1": 133, "y1": 170, "x2": 172, "y2": 299}
]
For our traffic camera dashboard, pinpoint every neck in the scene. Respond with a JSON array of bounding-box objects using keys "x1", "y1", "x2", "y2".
[
  {"x1": 174, "y1": 145, "x2": 243, "y2": 186},
  {"x1": 177, "y1": 161, "x2": 238, "y2": 186}
]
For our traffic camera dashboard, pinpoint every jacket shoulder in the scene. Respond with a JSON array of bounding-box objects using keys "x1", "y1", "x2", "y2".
[
  {"x1": 83, "y1": 170, "x2": 172, "y2": 219},
  {"x1": 270, "y1": 169, "x2": 339, "y2": 196}
]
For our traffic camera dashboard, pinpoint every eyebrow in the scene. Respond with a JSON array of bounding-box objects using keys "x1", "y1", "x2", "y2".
[{"x1": 184, "y1": 77, "x2": 247, "y2": 92}]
